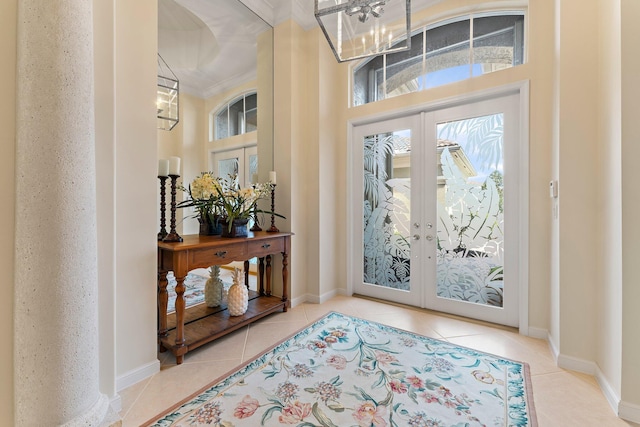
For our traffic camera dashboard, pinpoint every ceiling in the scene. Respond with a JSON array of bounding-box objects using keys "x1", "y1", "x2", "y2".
[
  {"x1": 158, "y1": 0, "x2": 273, "y2": 98},
  {"x1": 158, "y1": 0, "x2": 443, "y2": 98}
]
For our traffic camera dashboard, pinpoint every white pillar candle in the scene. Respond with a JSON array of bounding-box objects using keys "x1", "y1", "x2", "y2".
[
  {"x1": 269, "y1": 170, "x2": 277, "y2": 185},
  {"x1": 158, "y1": 159, "x2": 169, "y2": 177},
  {"x1": 168, "y1": 156, "x2": 181, "y2": 176}
]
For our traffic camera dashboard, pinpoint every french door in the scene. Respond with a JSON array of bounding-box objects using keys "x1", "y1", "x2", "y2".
[
  {"x1": 210, "y1": 145, "x2": 258, "y2": 187},
  {"x1": 353, "y1": 115, "x2": 423, "y2": 306},
  {"x1": 352, "y1": 93, "x2": 522, "y2": 326}
]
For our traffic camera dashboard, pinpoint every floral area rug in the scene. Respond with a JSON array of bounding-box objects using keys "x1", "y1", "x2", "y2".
[
  {"x1": 144, "y1": 312, "x2": 536, "y2": 426},
  {"x1": 165, "y1": 272, "x2": 228, "y2": 313}
]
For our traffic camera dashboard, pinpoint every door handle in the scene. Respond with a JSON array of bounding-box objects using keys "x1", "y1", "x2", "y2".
[
  {"x1": 412, "y1": 234, "x2": 420, "y2": 241},
  {"x1": 425, "y1": 235, "x2": 434, "y2": 241}
]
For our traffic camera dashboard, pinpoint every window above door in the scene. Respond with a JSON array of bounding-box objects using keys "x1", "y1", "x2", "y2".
[
  {"x1": 353, "y1": 12, "x2": 526, "y2": 106},
  {"x1": 213, "y1": 91, "x2": 258, "y2": 140}
]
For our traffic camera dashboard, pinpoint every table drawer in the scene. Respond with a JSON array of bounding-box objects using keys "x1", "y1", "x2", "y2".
[
  {"x1": 247, "y1": 238, "x2": 284, "y2": 258},
  {"x1": 189, "y1": 245, "x2": 247, "y2": 267}
]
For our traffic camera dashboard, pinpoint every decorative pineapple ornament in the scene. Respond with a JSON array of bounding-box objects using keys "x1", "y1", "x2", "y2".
[
  {"x1": 227, "y1": 267, "x2": 248, "y2": 316},
  {"x1": 204, "y1": 266, "x2": 224, "y2": 308}
]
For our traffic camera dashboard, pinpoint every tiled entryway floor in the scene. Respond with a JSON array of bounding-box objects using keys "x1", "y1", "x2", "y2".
[{"x1": 119, "y1": 295, "x2": 638, "y2": 426}]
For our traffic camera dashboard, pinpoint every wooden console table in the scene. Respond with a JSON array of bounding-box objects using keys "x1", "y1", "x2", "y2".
[{"x1": 157, "y1": 231, "x2": 292, "y2": 364}]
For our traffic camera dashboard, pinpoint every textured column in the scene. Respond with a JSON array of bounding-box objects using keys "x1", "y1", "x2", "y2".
[{"x1": 14, "y1": 1, "x2": 109, "y2": 425}]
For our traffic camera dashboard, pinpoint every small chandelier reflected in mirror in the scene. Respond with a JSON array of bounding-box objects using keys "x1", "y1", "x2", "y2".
[
  {"x1": 157, "y1": 53, "x2": 179, "y2": 131},
  {"x1": 315, "y1": 0, "x2": 411, "y2": 62}
]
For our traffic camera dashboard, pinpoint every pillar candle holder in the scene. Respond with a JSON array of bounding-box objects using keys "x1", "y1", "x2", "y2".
[
  {"x1": 163, "y1": 174, "x2": 183, "y2": 242},
  {"x1": 157, "y1": 176, "x2": 168, "y2": 241},
  {"x1": 250, "y1": 215, "x2": 262, "y2": 232},
  {"x1": 267, "y1": 183, "x2": 279, "y2": 233}
]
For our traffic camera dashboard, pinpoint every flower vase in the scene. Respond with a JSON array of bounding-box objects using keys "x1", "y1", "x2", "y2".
[
  {"x1": 227, "y1": 267, "x2": 248, "y2": 316},
  {"x1": 204, "y1": 265, "x2": 224, "y2": 308},
  {"x1": 198, "y1": 216, "x2": 222, "y2": 236},
  {"x1": 221, "y1": 218, "x2": 249, "y2": 238}
]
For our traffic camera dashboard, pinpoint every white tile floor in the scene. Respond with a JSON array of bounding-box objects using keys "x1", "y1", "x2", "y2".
[{"x1": 119, "y1": 295, "x2": 639, "y2": 426}]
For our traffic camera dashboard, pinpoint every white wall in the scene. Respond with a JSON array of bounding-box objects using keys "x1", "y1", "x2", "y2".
[
  {"x1": 597, "y1": 0, "x2": 623, "y2": 403},
  {"x1": 94, "y1": 0, "x2": 117, "y2": 401},
  {"x1": 317, "y1": 30, "x2": 346, "y2": 300},
  {"x1": 553, "y1": 0, "x2": 599, "y2": 362},
  {"x1": 620, "y1": 0, "x2": 640, "y2": 412},
  {"x1": 0, "y1": 0, "x2": 16, "y2": 423},
  {"x1": 273, "y1": 20, "x2": 307, "y2": 304},
  {"x1": 112, "y1": 0, "x2": 159, "y2": 385}
]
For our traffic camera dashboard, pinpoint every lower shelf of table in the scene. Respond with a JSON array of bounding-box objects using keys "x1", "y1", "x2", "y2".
[{"x1": 159, "y1": 293, "x2": 287, "y2": 360}]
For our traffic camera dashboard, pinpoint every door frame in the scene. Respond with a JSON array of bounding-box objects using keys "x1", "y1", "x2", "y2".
[
  {"x1": 352, "y1": 114, "x2": 424, "y2": 306},
  {"x1": 347, "y1": 81, "x2": 530, "y2": 334},
  {"x1": 209, "y1": 144, "x2": 258, "y2": 188}
]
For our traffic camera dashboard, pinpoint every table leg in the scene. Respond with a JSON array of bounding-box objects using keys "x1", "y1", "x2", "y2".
[
  {"x1": 174, "y1": 274, "x2": 187, "y2": 363},
  {"x1": 258, "y1": 257, "x2": 265, "y2": 296},
  {"x1": 244, "y1": 260, "x2": 250, "y2": 290},
  {"x1": 265, "y1": 254, "x2": 272, "y2": 296},
  {"x1": 157, "y1": 271, "x2": 169, "y2": 348},
  {"x1": 282, "y1": 251, "x2": 289, "y2": 312}
]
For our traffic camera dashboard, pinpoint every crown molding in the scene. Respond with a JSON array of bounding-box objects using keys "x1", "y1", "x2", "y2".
[
  {"x1": 238, "y1": 0, "x2": 276, "y2": 26},
  {"x1": 277, "y1": 0, "x2": 316, "y2": 30},
  {"x1": 241, "y1": 0, "x2": 317, "y2": 31}
]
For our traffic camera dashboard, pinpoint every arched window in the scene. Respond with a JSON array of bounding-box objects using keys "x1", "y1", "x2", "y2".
[
  {"x1": 353, "y1": 13, "x2": 525, "y2": 106},
  {"x1": 214, "y1": 92, "x2": 257, "y2": 140}
]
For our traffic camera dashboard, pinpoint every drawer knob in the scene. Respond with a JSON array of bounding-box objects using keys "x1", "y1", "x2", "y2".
[
  {"x1": 215, "y1": 251, "x2": 227, "y2": 258},
  {"x1": 261, "y1": 243, "x2": 271, "y2": 249}
]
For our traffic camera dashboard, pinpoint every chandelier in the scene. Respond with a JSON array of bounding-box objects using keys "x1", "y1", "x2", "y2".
[
  {"x1": 315, "y1": 0, "x2": 411, "y2": 62},
  {"x1": 345, "y1": 0, "x2": 386, "y2": 22},
  {"x1": 157, "y1": 53, "x2": 179, "y2": 131}
]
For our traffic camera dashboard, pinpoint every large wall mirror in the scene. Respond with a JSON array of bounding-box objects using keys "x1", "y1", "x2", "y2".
[{"x1": 158, "y1": 0, "x2": 274, "y2": 235}]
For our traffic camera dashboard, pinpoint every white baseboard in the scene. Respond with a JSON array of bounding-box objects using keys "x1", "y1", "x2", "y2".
[
  {"x1": 592, "y1": 373, "x2": 640, "y2": 424},
  {"x1": 290, "y1": 294, "x2": 308, "y2": 307},
  {"x1": 544, "y1": 338, "x2": 640, "y2": 424},
  {"x1": 557, "y1": 353, "x2": 597, "y2": 376},
  {"x1": 319, "y1": 289, "x2": 342, "y2": 303},
  {"x1": 547, "y1": 333, "x2": 560, "y2": 364},
  {"x1": 595, "y1": 365, "x2": 621, "y2": 419},
  {"x1": 619, "y1": 400, "x2": 640, "y2": 423},
  {"x1": 526, "y1": 326, "x2": 548, "y2": 340},
  {"x1": 116, "y1": 359, "x2": 160, "y2": 392},
  {"x1": 538, "y1": 330, "x2": 636, "y2": 422},
  {"x1": 293, "y1": 288, "x2": 348, "y2": 306},
  {"x1": 335, "y1": 288, "x2": 350, "y2": 296},
  {"x1": 108, "y1": 393, "x2": 122, "y2": 413}
]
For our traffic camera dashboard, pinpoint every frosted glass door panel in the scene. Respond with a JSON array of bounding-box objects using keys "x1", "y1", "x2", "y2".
[
  {"x1": 353, "y1": 115, "x2": 422, "y2": 307},
  {"x1": 218, "y1": 158, "x2": 239, "y2": 180},
  {"x1": 363, "y1": 130, "x2": 412, "y2": 291},
  {"x1": 211, "y1": 146, "x2": 256, "y2": 189},
  {"x1": 245, "y1": 146, "x2": 258, "y2": 185},
  {"x1": 435, "y1": 114, "x2": 505, "y2": 308},
  {"x1": 423, "y1": 93, "x2": 521, "y2": 327}
]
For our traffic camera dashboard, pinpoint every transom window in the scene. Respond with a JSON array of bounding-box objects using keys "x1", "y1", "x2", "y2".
[
  {"x1": 214, "y1": 92, "x2": 257, "y2": 140},
  {"x1": 353, "y1": 13, "x2": 525, "y2": 106}
]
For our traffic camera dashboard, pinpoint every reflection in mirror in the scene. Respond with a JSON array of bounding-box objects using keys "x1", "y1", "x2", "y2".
[
  {"x1": 157, "y1": 0, "x2": 273, "y2": 235},
  {"x1": 218, "y1": 158, "x2": 239, "y2": 180}
]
